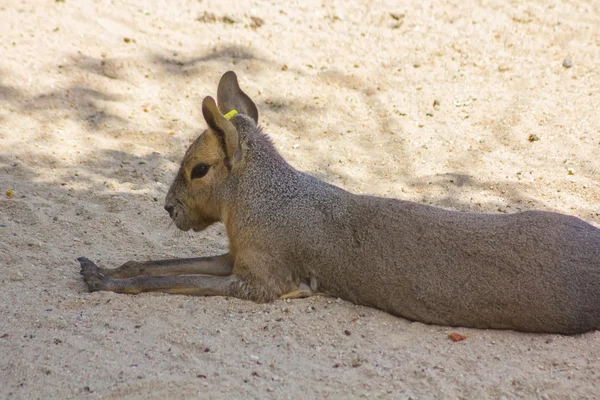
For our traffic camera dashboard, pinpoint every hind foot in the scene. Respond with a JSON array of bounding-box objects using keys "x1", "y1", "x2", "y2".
[{"x1": 280, "y1": 278, "x2": 323, "y2": 299}]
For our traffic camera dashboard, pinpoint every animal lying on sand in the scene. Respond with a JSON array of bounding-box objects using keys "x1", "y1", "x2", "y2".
[{"x1": 80, "y1": 71, "x2": 600, "y2": 335}]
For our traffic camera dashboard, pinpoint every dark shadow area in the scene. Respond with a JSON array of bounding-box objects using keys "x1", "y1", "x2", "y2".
[
  {"x1": 305, "y1": 69, "x2": 599, "y2": 217},
  {"x1": 77, "y1": 148, "x2": 172, "y2": 191},
  {"x1": 258, "y1": 96, "x2": 324, "y2": 134},
  {"x1": 316, "y1": 69, "x2": 413, "y2": 178},
  {"x1": 1, "y1": 46, "x2": 597, "y2": 244},
  {"x1": 151, "y1": 45, "x2": 270, "y2": 76},
  {"x1": 0, "y1": 83, "x2": 18, "y2": 102},
  {"x1": 406, "y1": 172, "x2": 546, "y2": 213},
  {"x1": 0, "y1": 70, "x2": 20, "y2": 103},
  {"x1": 20, "y1": 85, "x2": 127, "y2": 130},
  {"x1": 67, "y1": 53, "x2": 111, "y2": 79}
]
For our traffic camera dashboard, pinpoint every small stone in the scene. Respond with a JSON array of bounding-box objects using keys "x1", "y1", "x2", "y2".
[
  {"x1": 351, "y1": 358, "x2": 362, "y2": 368},
  {"x1": 197, "y1": 11, "x2": 217, "y2": 23},
  {"x1": 567, "y1": 168, "x2": 575, "y2": 175},
  {"x1": 249, "y1": 16, "x2": 264, "y2": 29},
  {"x1": 182, "y1": 301, "x2": 195, "y2": 310},
  {"x1": 123, "y1": 37, "x2": 132, "y2": 43},
  {"x1": 528, "y1": 134, "x2": 540, "y2": 142},
  {"x1": 562, "y1": 58, "x2": 573, "y2": 68},
  {"x1": 448, "y1": 332, "x2": 467, "y2": 342},
  {"x1": 344, "y1": 330, "x2": 351, "y2": 336},
  {"x1": 281, "y1": 64, "x2": 288, "y2": 71},
  {"x1": 222, "y1": 15, "x2": 236, "y2": 24}
]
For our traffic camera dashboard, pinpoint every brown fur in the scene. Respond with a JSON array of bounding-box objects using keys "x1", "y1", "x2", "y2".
[{"x1": 80, "y1": 71, "x2": 600, "y2": 334}]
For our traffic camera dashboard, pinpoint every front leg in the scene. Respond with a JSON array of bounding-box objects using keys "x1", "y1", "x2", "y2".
[
  {"x1": 89, "y1": 254, "x2": 233, "y2": 278},
  {"x1": 79, "y1": 257, "x2": 244, "y2": 297}
]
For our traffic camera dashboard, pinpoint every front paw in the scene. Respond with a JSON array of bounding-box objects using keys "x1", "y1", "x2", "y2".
[{"x1": 78, "y1": 257, "x2": 109, "y2": 292}]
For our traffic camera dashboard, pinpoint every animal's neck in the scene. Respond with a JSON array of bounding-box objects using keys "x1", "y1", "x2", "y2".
[{"x1": 219, "y1": 123, "x2": 298, "y2": 247}]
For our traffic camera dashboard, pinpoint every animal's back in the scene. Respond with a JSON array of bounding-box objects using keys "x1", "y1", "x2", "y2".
[{"x1": 279, "y1": 173, "x2": 600, "y2": 333}]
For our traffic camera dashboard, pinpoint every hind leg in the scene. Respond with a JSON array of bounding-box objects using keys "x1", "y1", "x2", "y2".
[{"x1": 280, "y1": 277, "x2": 324, "y2": 299}]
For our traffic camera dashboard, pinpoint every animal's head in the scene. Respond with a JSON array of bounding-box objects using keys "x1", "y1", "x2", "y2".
[{"x1": 164, "y1": 71, "x2": 259, "y2": 231}]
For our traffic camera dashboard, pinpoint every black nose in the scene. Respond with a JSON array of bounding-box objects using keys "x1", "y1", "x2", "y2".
[{"x1": 164, "y1": 205, "x2": 174, "y2": 217}]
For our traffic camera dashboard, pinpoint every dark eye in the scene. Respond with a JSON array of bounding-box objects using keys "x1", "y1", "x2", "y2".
[{"x1": 190, "y1": 163, "x2": 210, "y2": 179}]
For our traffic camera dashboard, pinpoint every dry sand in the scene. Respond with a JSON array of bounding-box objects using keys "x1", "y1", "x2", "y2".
[{"x1": 1, "y1": 0, "x2": 599, "y2": 398}]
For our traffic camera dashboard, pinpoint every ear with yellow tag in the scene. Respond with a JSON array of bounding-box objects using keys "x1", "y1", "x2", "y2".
[{"x1": 217, "y1": 71, "x2": 259, "y2": 123}]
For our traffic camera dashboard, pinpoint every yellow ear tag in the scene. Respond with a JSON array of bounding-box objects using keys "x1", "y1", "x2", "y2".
[{"x1": 223, "y1": 109, "x2": 238, "y2": 120}]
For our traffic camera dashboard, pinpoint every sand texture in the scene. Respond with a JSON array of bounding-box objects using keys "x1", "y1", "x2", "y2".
[{"x1": 1, "y1": 0, "x2": 599, "y2": 398}]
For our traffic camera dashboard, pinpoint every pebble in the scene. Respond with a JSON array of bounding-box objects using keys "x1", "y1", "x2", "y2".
[
  {"x1": 562, "y1": 58, "x2": 573, "y2": 68},
  {"x1": 182, "y1": 301, "x2": 195, "y2": 310}
]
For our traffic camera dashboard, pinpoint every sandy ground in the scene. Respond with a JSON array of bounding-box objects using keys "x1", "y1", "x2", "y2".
[{"x1": 1, "y1": 0, "x2": 599, "y2": 398}]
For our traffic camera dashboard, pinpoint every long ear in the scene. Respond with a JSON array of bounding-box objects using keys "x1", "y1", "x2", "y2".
[
  {"x1": 217, "y1": 71, "x2": 259, "y2": 123},
  {"x1": 202, "y1": 96, "x2": 241, "y2": 167}
]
